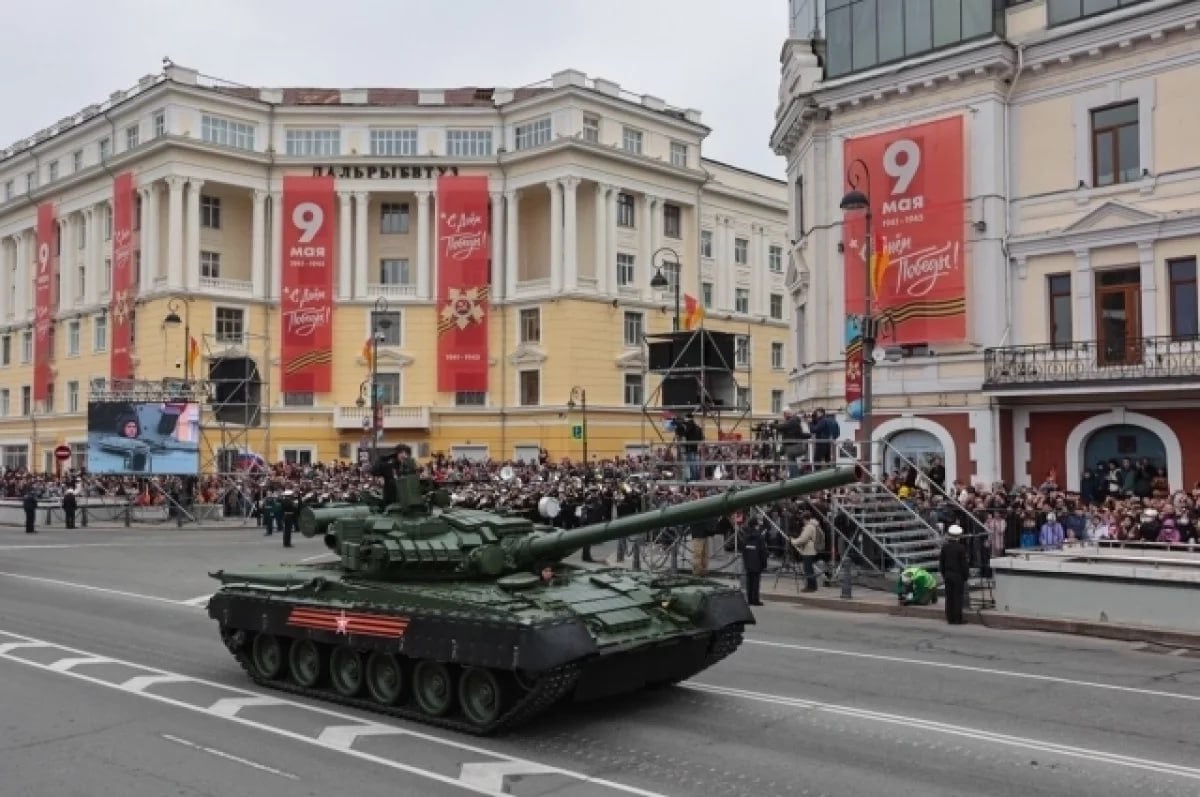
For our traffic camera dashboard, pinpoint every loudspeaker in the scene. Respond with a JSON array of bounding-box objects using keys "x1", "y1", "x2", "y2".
[
  {"x1": 660, "y1": 372, "x2": 736, "y2": 409},
  {"x1": 648, "y1": 330, "x2": 738, "y2": 373},
  {"x1": 207, "y1": 356, "x2": 262, "y2": 426}
]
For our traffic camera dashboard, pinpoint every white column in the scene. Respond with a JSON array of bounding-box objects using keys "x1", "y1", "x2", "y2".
[
  {"x1": 562, "y1": 177, "x2": 579, "y2": 292},
  {"x1": 251, "y1": 189, "x2": 267, "y2": 299},
  {"x1": 1072, "y1": 249, "x2": 1093, "y2": 343},
  {"x1": 354, "y1": 192, "x2": 369, "y2": 298},
  {"x1": 81, "y1": 208, "x2": 95, "y2": 306},
  {"x1": 593, "y1": 183, "x2": 608, "y2": 294},
  {"x1": 548, "y1": 180, "x2": 563, "y2": 293},
  {"x1": 504, "y1": 190, "x2": 520, "y2": 298},
  {"x1": 605, "y1": 187, "x2": 617, "y2": 295},
  {"x1": 185, "y1": 179, "x2": 203, "y2": 291},
  {"x1": 489, "y1": 191, "x2": 504, "y2": 301},
  {"x1": 641, "y1": 195, "x2": 656, "y2": 300},
  {"x1": 139, "y1": 184, "x2": 157, "y2": 295},
  {"x1": 416, "y1": 191, "x2": 432, "y2": 300},
  {"x1": 0, "y1": 237, "x2": 9, "y2": 321},
  {"x1": 723, "y1": 217, "x2": 736, "y2": 310},
  {"x1": 15, "y1": 232, "x2": 29, "y2": 320},
  {"x1": 337, "y1": 191, "x2": 352, "y2": 300},
  {"x1": 166, "y1": 176, "x2": 185, "y2": 289},
  {"x1": 754, "y1": 225, "x2": 767, "y2": 316},
  {"x1": 1137, "y1": 241, "x2": 1157, "y2": 337},
  {"x1": 268, "y1": 190, "x2": 282, "y2": 299},
  {"x1": 60, "y1": 217, "x2": 74, "y2": 308}
]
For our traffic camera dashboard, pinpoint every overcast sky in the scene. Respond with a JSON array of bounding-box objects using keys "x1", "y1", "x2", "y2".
[{"x1": 0, "y1": 0, "x2": 787, "y2": 177}]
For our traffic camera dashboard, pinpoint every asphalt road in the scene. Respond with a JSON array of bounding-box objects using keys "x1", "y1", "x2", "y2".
[{"x1": 2, "y1": 525, "x2": 1199, "y2": 796}]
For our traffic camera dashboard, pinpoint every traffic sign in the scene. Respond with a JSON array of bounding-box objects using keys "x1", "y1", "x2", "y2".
[
  {"x1": 54, "y1": 445, "x2": 71, "y2": 461},
  {"x1": 570, "y1": 424, "x2": 583, "y2": 440}
]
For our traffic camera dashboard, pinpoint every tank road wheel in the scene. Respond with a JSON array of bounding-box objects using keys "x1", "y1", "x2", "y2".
[
  {"x1": 287, "y1": 639, "x2": 325, "y2": 688},
  {"x1": 458, "y1": 667, "x2": 506, "y2": 728},
  {"x1": 412, "y1": 660, "x2": 456, "y2": 717},
  {"x1": 365, "y1": 652, "x2": 405, "y2": 706},
  {"x1": 250, "y1": 633, "x2": 286, "y2": 680},
  {"x1": 329, "y1": 646, "x2": 365, "y2": 697}
]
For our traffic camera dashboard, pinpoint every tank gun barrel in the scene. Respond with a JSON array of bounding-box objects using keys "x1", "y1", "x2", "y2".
[
  {"x1": 299, "y1": 504, "x2": 373, "y2": 538},
  {"x1": 516, "y1": 467, "x2": 857, "y2": 565}
]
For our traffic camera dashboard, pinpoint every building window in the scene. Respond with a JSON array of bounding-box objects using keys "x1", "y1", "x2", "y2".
[
  {"x1": 825, "y1": 0, "x2": 999, "y2": 79},
  {"x1": 771, "y1": 341, "x2": 784, "y2": 369},
  {"x1": 76, "y1": 265, "x2": 85, "y2": 300},
  {"x1": 1047, "y1": 0, "x2": 1149, "y2": 27},
  {"x1": 669, "y1": 141, "x2": 688, "y2": 168},
  {"x1": 769, "y1": 294, "x2": 784, "y2": 320},
  {"x1": 104, "y1": 205, "x2": 113, "y2": 240},
  {"x1": 380, "y1": 203, "x2": 410, "y2": 235},
  {"x1": 582, "y1": 115, "x2": 599, "y2": 143},
  {"x1": 702, "y1": 282, "x2": 713, "y2": 308},
  {"x1": 72, "y1": 150, "x2": 83, "y2": 172},
  {"x1": 103, "y1": 257, "x2": 112, "y2": 291},
  {"x1": 26, "y1": 171, "x2": 36, "y2": 192},
  {"x1": 734, "y1": 237, "x2": 748, "y2": 265},
  {"x1": 99, "y1": 137, "x2": 111, "y2": 160},
  {"x1": 0, "y1": 389, "x2": 8, "y2": 416},
  {"x1": 200, "y1": 251, "x2": 221, "y2": 279},
  {"x1": 21, "y1": 386, "x2": 31, "y2": 416},
  {"x1": 125, "y1": 124, "x2": 139, "y2": 151},
  {"x1": 623, "y1": 374, "x2": 644, "y2": 406},
  {"x1": 201, "y1": 114, "x2": 255, "y2": 150},
  {"x1": 379, "y1": 259, "x2": 411, "y2": 286},
  {"x1": 215, "y1": 307, "x2": 245, "y2": 344},
  {"x1": 48, "y1": 161, "x2": 59, "y2": 182},
  {"x1": 371, "y1": 310, "x2": 402, "y2": 346},
  {"x1": 700, "y1": 230, "x2": 713, "y2": 259},
  {"x1": 93, "y1": 314, "x2": 107, "y2": 352},
  {"x1": 794, "y1": 175, "x2": 805, "y2": 240},
  {"x1": 375, "y1": 373, "x2": 401, "y2": 405},
  {"x1": 621, "y1": 127, "x2": 643, "y2": 155},
  {"x1": 1168, "y1": 257, "x2": 1198, "y2": 340},
  {"x1": 519, "y1": 308, "x2": 541, "y2": 343},
  {"x1": 67, "y1": 320, "x2": 80, "y2": 357},
  {"x1": 446, "y1": 129, "x2": 493, "y2": 157},
  {"x1": 285, "y1": 129, "x2": 340, "y2": 156},
  {"x1": 513, "y1": 116, "x2": 552, "y2": 150},
  {"x1": 153, "y1": 111, "x2": 166, "y2": 138},
  {"x1": 1047, "y1": 273, "x2": 1072, "y2": 348},
  {"x1": 616, "y1": 193, "x2": 635, "y2": 227},
  {"x1": 771, "y1": 389, "x2": 784, "y2": 415},
  {"x1": 369, "y1": 128, "x2": 417, "y2": 156},
  {"x1": 21, "y1": 330, "x2": 32, "y2": 363},
  {"x1": 200, "y1": 195, "x2": 221, "y2": 229},
  {"x1": 67, "y1": 381, "x2": 80, "y2": 413},
  {"x1": 616, "y1": 253, "x2": 635, "y2": 287},
  {"x1": 2, "y1": 443, "x2": 27, "y2": 469},
  {"x1": 769, "y1": 245, "x2": 783, "y2": 273},
  {"x1": 4, "y1": 180, "x2": 13, "y2": 201},
  {"x1": 735, "y1": 289, "x2": 750, "y2": 315},
  {"x1": 77, "y1": 217, "x2": 87, "y2": 249},
  {"x1": 736, "y1": 387, "x2": 751, "y2": 410},
  {"x1": 1091, "y1": 102, "x2": 1140, "y2": 188},
  {"x1": 283, "y1": 392, "x2": 314, "y2": 407},
  {"x1": 455, "y1": 391, "x2": 486, "y2": 407},
  {"x1": 735, "y1": 335, "x2": 750, "y2": 367},
  {"x1": 663, "y1": 204, "x2": 681, "y2": 239},
  {"x1": 282, "y1": 448, "x2": 315, "y2": 466},
  {"x1": 518, "y1": 370, "x2": 540, "y2": 406},
  {"x1": 623, "y1": 311, "x2": 644, "y2": 347},
  {"x1": 0, "y1": 335, "x2": 8, "y2": 366}
]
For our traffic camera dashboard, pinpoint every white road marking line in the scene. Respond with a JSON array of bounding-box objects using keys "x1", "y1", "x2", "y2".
[
  {"x1": 0, "y1": 570, "x2": 195, "y2": 607},
  {"x1": 316, "y1": 724, "x2": 405, "y2": 749},
  {"x1": 685, "y1": 682, "x2": 1200, "y2": 781},
  {"x1": 0, "y1": 641, "x2": 50, "y2": 654},
  {"x1": 161, "y1": 733, "x2": 299, "y2": 780},
  {"x1": 459, "y1": 761, "x2": 560, "y2": 791},
  {"x1": 121, "y1": 674, "x2": 191, "y2": 691},
  {"x1": 299, "y1": 553, "x2": 335, "y2": 563},
  {"x1": 208, "y1": 696, "x2": 288, "y2": 718},
  {"x1": 181, "y1": 594, "x2": 212, "y2": 607},
  {"x1": 0, "y1": 628, "x2": 664, "y2": 797},
  {"x1": 745, "y1": 637, "x2": 1200, "y2": 703},
  {"x1": 48, "y1": 656, "x2": 109, "y2": 672}
]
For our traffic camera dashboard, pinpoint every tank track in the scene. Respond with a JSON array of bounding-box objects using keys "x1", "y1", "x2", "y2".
[
  {"x1": 226, "y1": 636, "x2": 580, "y2": 736},
  {"x1": 703, "y1": 626, "x2": 745, "y2": 669}
]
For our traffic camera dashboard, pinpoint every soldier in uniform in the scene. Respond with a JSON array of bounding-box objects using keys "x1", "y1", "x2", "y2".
[
  {"x1": 372, "y1": 444, "x2": 417, "y2": 505},
  {"x1": 939, "y1": 524, "x2": 970, "y2": 624},
  {"x1": 279, "y1": 489, "x2": 298, "y2": 548}
]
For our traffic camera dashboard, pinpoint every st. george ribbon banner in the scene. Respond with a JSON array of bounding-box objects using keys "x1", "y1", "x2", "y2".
[
  {"x1": 436, "y1": 174, "x2": 490, "y2": 392},
  {"x1": 280, "y1": 174, "x2": 335, "y2": 393},
  {"x1": 33, "y1": 201, "x2": 56, "y2": 404},
  {"x1": 110, "y1": 171, "x2": 136, "y2": 380}
]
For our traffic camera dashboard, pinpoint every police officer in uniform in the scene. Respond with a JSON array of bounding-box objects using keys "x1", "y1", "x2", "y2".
[
  {"x1": 939, "y1": 524, "x2": 970, "y2": 624},
  {"x1": 279, "y1": 489, "x2": 298, "y2": 548},
  {"x1": 23, "y1": 488, "x2": 38, "y2": 534},
  {"x1": 741, "y1": 521, "x2": 769, "y2": 606}
]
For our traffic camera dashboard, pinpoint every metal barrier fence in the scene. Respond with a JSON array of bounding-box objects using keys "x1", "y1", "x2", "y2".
[{"x1": 0, "y1": 499, "x2": 227, "y2": 528}]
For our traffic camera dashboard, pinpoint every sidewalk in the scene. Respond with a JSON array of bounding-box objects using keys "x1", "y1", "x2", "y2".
[{"x1": 758, "y1": 578, "x2": 1200, "y2": 651}]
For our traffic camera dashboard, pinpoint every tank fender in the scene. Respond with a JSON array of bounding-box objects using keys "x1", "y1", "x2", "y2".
[{"x1": 696, "y1": 590, "x2": 756, "y2": 629}]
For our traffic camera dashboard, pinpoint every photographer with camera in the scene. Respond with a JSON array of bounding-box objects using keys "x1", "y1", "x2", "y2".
[
  {"x1": 776, "y1": 409, "x2": 811, "y2": 478},
  {"x1": 673, "y1": 412, "x2": 704, "y2": 482}
]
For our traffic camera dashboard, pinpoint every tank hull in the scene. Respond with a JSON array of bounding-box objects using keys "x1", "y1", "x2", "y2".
[{"x1": 207, "y1": 566, "x2": 751, "y2": 734}]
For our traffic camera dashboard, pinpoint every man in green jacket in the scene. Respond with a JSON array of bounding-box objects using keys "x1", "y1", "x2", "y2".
[{"x1": 897, "y1": 566, "x2": 938, "y2": 606}]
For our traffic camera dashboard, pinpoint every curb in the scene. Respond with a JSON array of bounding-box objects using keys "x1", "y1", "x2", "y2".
[{"x1": 764, "y1": 590, "x2": 1200, "y2": 649}]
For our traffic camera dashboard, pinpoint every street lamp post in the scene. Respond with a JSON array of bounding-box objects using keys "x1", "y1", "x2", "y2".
[
  {"x1": 162, "y1": 295, "x2": 194, "y2": 383},
  {"x1": 567, "y1": 386, "x2": 588, "y2": 466},
  {"x1": 369, "y1": 296, "x2": 392, "y2": 453},
  {"x1": 650, "y1": 247, "x2": 683, "y2": 331}
]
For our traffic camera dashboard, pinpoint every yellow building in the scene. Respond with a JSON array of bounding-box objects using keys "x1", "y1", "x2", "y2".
[{"x1": 0, "y1": 63, "x2": 792, "y2": 472}]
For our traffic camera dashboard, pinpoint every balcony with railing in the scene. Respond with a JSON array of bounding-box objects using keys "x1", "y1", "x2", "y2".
[
  {"x1": 199, "y1": 276, "x2": 253, "y2": 294},
  {"x1": 367, "y1": 282, "x2": 415, "y2": 299},
  {"x1": 984, "y1": 336, "x2": 1200, "y2": 390},
  {"x1": 333, "y1": 404, "x2": 430, "y2": 430}
]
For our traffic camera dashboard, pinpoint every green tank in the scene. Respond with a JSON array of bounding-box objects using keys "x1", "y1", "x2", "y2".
[{"x1": 206, "y1": 466, "x2": 857, "y2": 734}]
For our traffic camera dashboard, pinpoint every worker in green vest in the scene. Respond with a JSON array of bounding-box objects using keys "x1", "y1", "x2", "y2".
[{"x1": 897, "y1": 566, "x2": 938, "y2": 606}]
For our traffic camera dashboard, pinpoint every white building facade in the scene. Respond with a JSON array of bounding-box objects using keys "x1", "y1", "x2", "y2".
[{"x1": 773, "y1": 0, "x2": 1200, "y2": 492}]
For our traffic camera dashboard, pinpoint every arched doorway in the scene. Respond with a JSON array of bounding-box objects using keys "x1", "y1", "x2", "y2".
[
  {"x1": 886, "y1": 429, "x2": 945, "y2": 476},
  {"x1": 1083, "y1": 424, "x2": 1166, "y2": 471}
]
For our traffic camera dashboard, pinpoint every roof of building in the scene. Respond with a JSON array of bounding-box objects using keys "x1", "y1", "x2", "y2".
[{"x1": 210, "y1": 85, "x2": 552, "y2": 107}]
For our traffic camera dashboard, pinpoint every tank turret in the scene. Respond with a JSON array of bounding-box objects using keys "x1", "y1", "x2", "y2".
[{"x1": 298, "y1": 467, "x2": 857, "y2": 579}]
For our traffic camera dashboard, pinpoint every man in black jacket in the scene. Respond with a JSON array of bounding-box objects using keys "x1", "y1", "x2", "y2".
[
  {"x1": 777, "y1": 410, "x2": 811, "y2": 478},
  {"x1": 62, "y1": 488, "x2": 78, "y2": 529},
  {"x1": 741, "y1": 523, "x2": 769, "y2": 606},
  {"x1": 939, "y1": 524, "x2": 970, "y2": 625},
  {"x1": 23, "y1": 488, "x2": 38, "y2": 534}
]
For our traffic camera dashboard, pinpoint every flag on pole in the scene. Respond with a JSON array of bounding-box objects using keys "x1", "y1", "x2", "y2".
[
  {"x1": 361, "y1": 337, "x2": 374, "y2": 369},
  {"x1": 683, "y1": 293, "x2": 705, "y2": 330},
  {"x1": 187, "y1": 335, "x2": 200, "y2": 375},
  {"x1": 869, "y1": 232, "x2": 891, "y2": 300}
]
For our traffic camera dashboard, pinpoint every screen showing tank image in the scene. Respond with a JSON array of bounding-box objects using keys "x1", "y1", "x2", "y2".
[{"x1": 86, "y1": 401, "x2": 201, "y2": 475}]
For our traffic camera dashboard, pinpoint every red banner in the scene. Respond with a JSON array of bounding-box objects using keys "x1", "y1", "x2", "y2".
[
  {"x1": 33, "y1": 202, "x2": 56, "y2": 404},
  {"x1": 280, "y1": 175, "x2": 335, "y2": 393},
  {"x1": 436, "y1": 175, "x2": 490, "y2": 392},
  {"x1": 110, "y1": 172, "x2": 136, "y2": 380},
  {"x1": 842, "y1": 115, "x2": 966, "y2": 345}
]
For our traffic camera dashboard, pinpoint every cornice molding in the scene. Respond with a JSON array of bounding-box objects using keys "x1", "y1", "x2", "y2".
[{"x1": 1008, "y1": 208, "x2": 1200, "y2": 259}]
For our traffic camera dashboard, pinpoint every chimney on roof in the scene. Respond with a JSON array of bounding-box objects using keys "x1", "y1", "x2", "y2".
[
  {"x1": 551, "y1": 69, "x2": 587, "y2": 89},
  {"x1": 593, "y1": 78, "x2": 620, "y2": 97},
  {"x1": 641, "y1": 95, "x2": 666, "y2": 112},
  {"x1": 418, "y1": 89, "x2": 445, "y2": 106},
  {"x1": 259, "y1": 88, "x2": 283, "y2": 104},
  {"x1": 165, "y1": 64, "x2": 199, "y2": 85},
  {"x1": 494, "y1": 87, "x2": 514, "y2": 105},
  {"x1": 340, "y1": 89, "x2": 368, "y2": 105}
]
